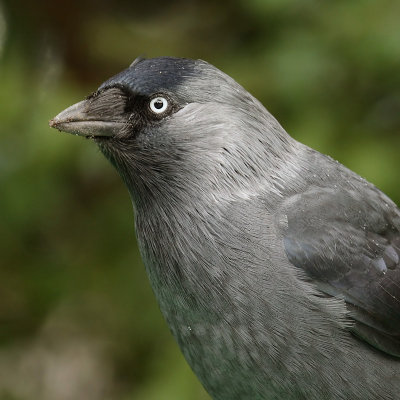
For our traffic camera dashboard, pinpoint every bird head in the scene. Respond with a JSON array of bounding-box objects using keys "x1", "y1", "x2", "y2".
[{"x1": 50, "y1": 57, "x2": 294, "y2": 208}]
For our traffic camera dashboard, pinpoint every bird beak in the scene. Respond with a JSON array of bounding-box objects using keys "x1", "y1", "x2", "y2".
[{"x1": 49, "y1": 98, "x2": 125, "y2": 138}]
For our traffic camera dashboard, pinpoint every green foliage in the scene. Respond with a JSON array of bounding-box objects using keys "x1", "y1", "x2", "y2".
[{"x1": 0, "y1": 0, "x2": 399, "y2": 398}]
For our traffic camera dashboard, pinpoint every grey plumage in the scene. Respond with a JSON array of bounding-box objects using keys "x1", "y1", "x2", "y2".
[{"x1": 50, "y1": 57, "x2": 400, "y2": 399}]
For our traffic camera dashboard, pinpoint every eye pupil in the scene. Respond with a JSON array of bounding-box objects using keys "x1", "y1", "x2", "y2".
[{"x1": 154, "y1": 100, "x2": 163, "y2": 109}]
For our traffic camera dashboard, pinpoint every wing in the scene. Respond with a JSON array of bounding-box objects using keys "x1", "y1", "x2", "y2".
[{"x1": 280, "y1": 186, "x2": 400, "y2": 357}]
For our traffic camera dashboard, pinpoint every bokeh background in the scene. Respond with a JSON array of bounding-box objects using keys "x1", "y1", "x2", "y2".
[{"x1": 1, "y1": 1, "x2": 399, "y2": 399}]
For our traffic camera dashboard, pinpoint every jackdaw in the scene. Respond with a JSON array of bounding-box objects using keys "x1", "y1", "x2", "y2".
[{"x1": 50, "y1": 57, "x2": 400, "y2": 400}]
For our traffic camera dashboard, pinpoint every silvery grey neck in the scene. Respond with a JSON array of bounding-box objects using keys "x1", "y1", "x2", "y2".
[{"x1": 100, "y1": 112, "x2": 302, "y2": 217}]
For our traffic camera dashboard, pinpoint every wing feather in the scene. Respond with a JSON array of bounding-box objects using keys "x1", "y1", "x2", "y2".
[{"x1": 281, "y1": 187, "x2": 400, "y2": 356}]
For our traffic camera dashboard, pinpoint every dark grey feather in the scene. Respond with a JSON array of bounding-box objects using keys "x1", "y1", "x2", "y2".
[{"x1": 281, "y1": 175, "x2": 400, "y2": 356}]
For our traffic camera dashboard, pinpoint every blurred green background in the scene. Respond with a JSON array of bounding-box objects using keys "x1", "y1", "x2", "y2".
[{"x1": 0, "y1": 0, "x2": 399, "y2": 399}]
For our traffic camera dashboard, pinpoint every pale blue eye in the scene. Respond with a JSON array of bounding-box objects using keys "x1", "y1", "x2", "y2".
[{"x1": 149, "y1": 97, "x2": 168, "y2": 114}]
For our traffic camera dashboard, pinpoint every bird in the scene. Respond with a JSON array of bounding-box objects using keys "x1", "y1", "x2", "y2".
[{"x1": 50, "y1": 56, "x2": 400, "y2": 400}]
